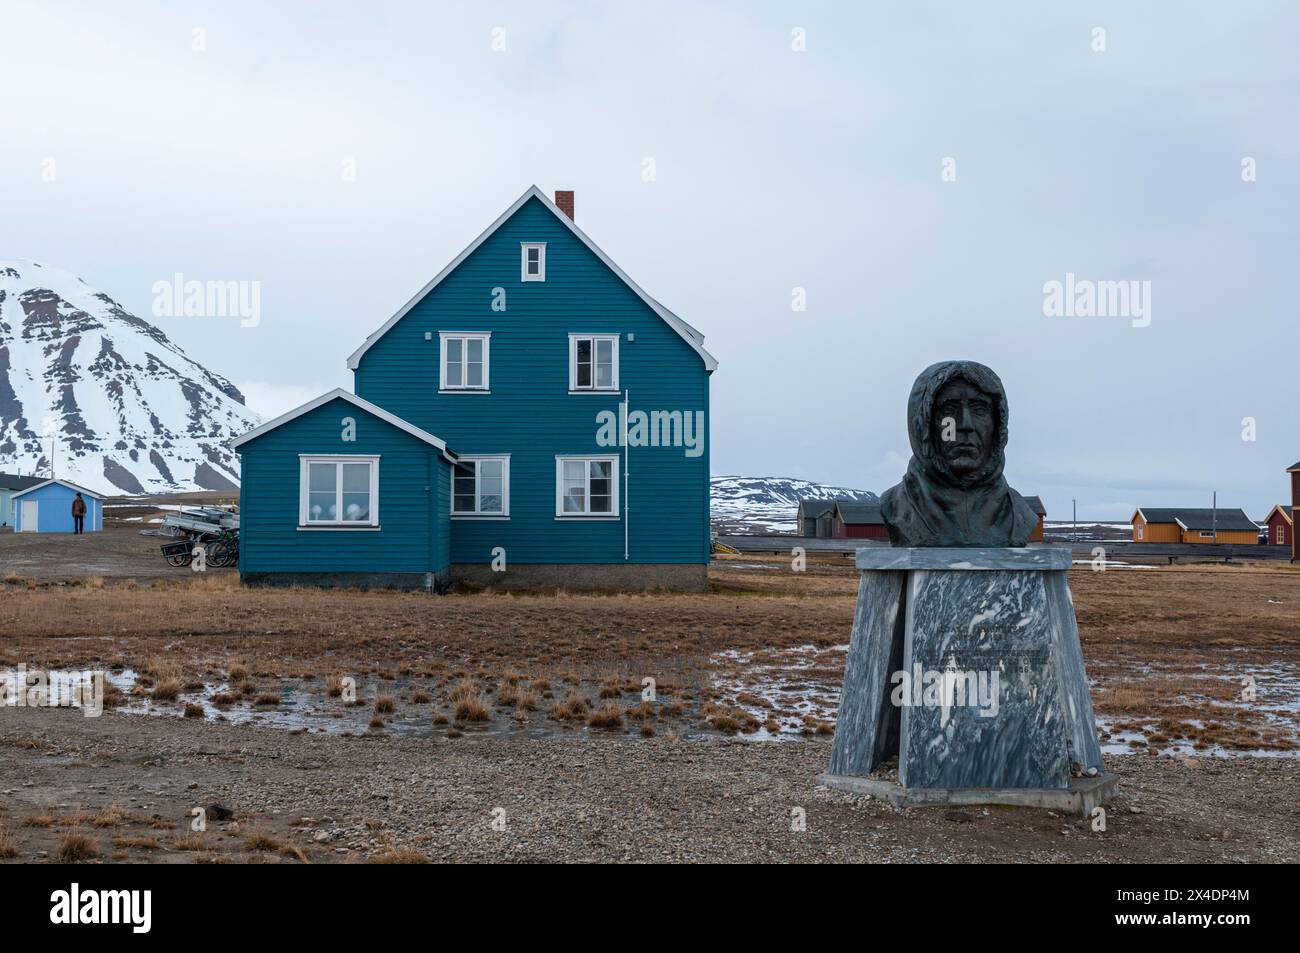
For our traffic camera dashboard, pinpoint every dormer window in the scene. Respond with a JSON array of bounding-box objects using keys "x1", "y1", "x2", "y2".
[{"x1": 521, "y1": 243, "x2": 546, "y2": 282}]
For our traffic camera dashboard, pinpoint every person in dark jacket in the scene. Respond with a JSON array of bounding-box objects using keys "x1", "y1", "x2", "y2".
[{"x1": 71, "y1": 493, "x2": 87, "y2": 534}]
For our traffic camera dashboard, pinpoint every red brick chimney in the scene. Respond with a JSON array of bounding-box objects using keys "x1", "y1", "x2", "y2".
[{"x1": 554, "y1": 190, "x2": 575, "y2": 221}]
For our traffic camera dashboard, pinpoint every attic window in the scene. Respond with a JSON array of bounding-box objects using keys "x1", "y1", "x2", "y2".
[{"x1": 521, "y1": 243, "x2": 546, "y2": 282}]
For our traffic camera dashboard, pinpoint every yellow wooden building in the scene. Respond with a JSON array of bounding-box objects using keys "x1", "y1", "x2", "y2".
[{"x1": 1131, "y1": 507, "x2": 1259, "y2": 544}]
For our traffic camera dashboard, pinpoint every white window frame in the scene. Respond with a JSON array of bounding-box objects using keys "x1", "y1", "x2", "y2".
[
  {"x1": 568, "y1": 333, "x2": 620, "y2": 392},
  {"x1": 1136, "y1": 524, "x2": 1143, "y2": 540},
  {"x1": 555, "y1": 454, "x2": 620, "y2": 518},
  {"x1": 299, "y1": 455, "x2": 380, "y2": 527},
  {"x1": 439, "y1": 332, "x2": 491, "y2": 392},
  {"x1": 451, "y1": 455, "x2": 511, "y2": 518},
  {"x1": 1198, "y1": 530, "x2": 1215, "y2": 538},
  {"x1": 1276, "y1": 524, "x2": 1286, "y2": 544},
  {"x1": 521, "y1": 242, "x2": 546, "y2": 282}
]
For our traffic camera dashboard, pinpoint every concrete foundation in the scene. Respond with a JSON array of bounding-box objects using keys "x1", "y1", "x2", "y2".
[
  {"x1": 451, "y1": 562, "x2": 708, "y2": 592},
  {"x1": 817, "y1": 771, "x2": 1118, "y2": 817},
  {"x1": 242, "y1": 570, "x2": 451, "y2": 593}
]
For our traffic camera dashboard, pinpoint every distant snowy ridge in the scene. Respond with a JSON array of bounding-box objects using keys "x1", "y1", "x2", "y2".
[
  {"x1": 711, "y1": 476, "x2": 878, "y2": 532},
  {"x1": 0, "y1": 260, "x2": 260, "y2": 495}
]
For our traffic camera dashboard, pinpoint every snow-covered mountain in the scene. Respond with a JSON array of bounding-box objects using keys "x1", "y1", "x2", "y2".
[
  {"x1": 0, "y1": 260, "x2": 260, "y2": 495},
  {"x1": 712, "y1": 476, "x2": 878, "y2": 533}
]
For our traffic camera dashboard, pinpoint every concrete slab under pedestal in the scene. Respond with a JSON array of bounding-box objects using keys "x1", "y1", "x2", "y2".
[{"x1": 816, "y1": 771, "x2": 1119, "y2": 818}]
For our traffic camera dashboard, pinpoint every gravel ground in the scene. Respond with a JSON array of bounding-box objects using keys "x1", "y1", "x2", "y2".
[{"x1": 2, "y1": 708, "x2": 1296, "y2": 863}]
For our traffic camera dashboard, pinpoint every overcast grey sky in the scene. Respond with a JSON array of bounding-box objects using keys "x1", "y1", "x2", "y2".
[{"x1": 3, "y1": 1, "x2": 1296, "y2": 520}]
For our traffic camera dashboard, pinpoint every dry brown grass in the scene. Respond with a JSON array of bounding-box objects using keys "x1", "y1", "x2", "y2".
[
  {"x1": 56, "y1": 830, "x2": 98, "y2": 862},
  {"x1": 183, "y1": 702, "x2": 205, "y2": 718},
  {"x1": 150, "y1": 677, "x2": 182, "y2": 701},
  {"x1": 410, "y1": 689, "x2": 431, "y2": 704},
  {"x1": 90, "y1": 803, "x2": 129, "y2": 828},
  {"x1": 22, "y1": 812, "x2": 54, "y2": 828},
  {"x1": 451, "y1": 679, "x2": 491, "y2": 722},
  {"x1": 374, "y1": 695, "x2": 395, "y2": 714},
  {"x1": 587, "y1": 701, "x2": 624, "y2": 729},
  {"x1": 0, "y1": 826, "x2": 18, "y2": 858},
  {"x1": 368, "y1": 848, "x2": 430, "y2": 864},
  {"x1": 111, "y1": 834, "x2": 161, "y2": 850},
  {"x1": 550, "y1": 692, "x2": 589, "y2": 721}
]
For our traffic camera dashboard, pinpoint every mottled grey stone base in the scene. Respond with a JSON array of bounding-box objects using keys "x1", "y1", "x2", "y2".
[
  {"x1": 817, "y1": 771, "x2": 1118, "y2": 817},
  {"x1": 451, "y1": 562, "x2": 708, "y2": 591},
  {"x1": 826, "y1": 546, "x2": 1108, "y2": 800},
  {"x1": 242, "y1": 570, "x2": 450, "y2": 593}
]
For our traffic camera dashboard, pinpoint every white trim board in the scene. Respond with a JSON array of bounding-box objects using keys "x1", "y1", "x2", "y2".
[
  {"x1": 345, "y1": 185, "x2": 718, "y2": 373},
  {"x1": 230, "y1": 387, "x2": 458, "y2": 462}
]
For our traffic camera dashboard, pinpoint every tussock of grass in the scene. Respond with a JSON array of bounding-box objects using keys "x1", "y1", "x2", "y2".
[
  {"x1": 374, "y1": 695, "x2": 395, "y2": 714},
  {"x1": 368, "y1": 848, "x2": 430, "y2": 864},
  {"x1": 150, "y1": 678, "x2": 182, "y2": 701},
  {"x1": 0, "y1": 826, "x2": 18, "y2": 858},
  {"x1": 451, "y1": 679, "x2": 490, "y2": 722},
  {"x1": 587, "y1": 701, "x2": 624, "y2": 729},
  {"x1": 91, "y1": 803, "x2": 129, "y2": 827},
  {"x1": 56, "y1": 830, "x2": 98, "y2": 862},
  {"x1": 550, "y1": 693, "x2": 589, "y2": 721}
]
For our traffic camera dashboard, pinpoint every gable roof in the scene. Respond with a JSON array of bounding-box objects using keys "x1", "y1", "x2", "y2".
[
  {"x1": 1132, "y1": 507, "x2": 1258, "y2": 532},
  {"x1": 0, "y1": 472, "x2": 45, "y2": 492},
  {"x1": 1022, "y1": 495, "x2": 1046, "y2": 516},
  {"x1": 834, "y1": 501, "x2": 885, "y2": 525},
  {"x1": 345, "y1": 186, "x2": 718, "y2": 373},
  {"x1": 1289, "y1": 460, "x2": 1300, "y2": 471},
  {"x1": 1262, "y1": 504, "x2": 1293, "y2": 525},
  {"x1": 230, "y1": 388, "x2": 457, "y2": 462},
  {"x1": 11, "y1": 478, "x2": 105, "y2": 500},
  {"x1": 796, "y1": 499, "x2": 838, "y2": 520}
]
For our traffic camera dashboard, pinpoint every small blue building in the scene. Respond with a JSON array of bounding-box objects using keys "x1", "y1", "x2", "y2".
[
  {"x1": 233, "y1": 390, "x2": 457, "y2": 590},
  {"x1": 233, "y1": 186, "x2": 718, "y2": 590},
  {"x1": 12, "y1": 479, "x2": 104, "y2": 533}
]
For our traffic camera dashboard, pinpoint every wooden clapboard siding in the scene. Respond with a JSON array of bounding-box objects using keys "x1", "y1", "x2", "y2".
[
  {"x1": 1132, "y1": 514, "x2": 1181, "y2": 543},
  {"x1": 1178, "y1": 528, "x2": 1256, "y2": 544},
  {"x1": 237, "y1": 396, "x2": 450, "y2": 575},
  {"x1": 353, "y1": 195, "x2": 710, "y2": 566}
]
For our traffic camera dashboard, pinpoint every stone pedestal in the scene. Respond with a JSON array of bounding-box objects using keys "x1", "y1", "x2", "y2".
[{"x1": 819, "y1": 546, "x2": 1115, "y2": 814}]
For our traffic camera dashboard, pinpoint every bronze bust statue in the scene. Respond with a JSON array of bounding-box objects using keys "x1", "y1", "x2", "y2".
[{"x1": 879, "y1": 361, "x2": 1039, "y2": 547}]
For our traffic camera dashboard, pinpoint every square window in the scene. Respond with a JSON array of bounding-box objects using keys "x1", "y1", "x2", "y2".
[
  {"x1": 301, "y1": 457, "x2": 378, "y2": 526},
  {"x1": 555, "y1": 456, "x2": 619, "y2": 517},
  {"x1": 451, "y1": 457, "x2": 510, "y2": 516},
  {"x1": 569, "y1": 334, "x2": 619, "y2": 391},
  {"x1": 440, "y1": 333, "x2": 490, "y2": 391}
]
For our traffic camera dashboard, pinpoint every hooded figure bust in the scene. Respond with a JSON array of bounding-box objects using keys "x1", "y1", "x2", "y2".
[{"x1": 880, "y1": 361, "x2": 1039, "y2": 547}]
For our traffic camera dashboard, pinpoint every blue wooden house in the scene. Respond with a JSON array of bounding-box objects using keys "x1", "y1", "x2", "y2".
[
  {"x1": 12, "y1": 479, "x2": 104, "y2": 533},
  {"x1": 233, "y1": 187, "x2": 717, "y2": 590}
]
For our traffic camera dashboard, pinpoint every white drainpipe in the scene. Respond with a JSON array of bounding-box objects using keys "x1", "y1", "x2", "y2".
[{"x1": 623, "y1": 388, "x2": 630, "y2": 561}]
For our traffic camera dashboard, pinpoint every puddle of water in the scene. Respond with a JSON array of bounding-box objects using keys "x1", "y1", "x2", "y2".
[
  {"x1": 1096, "y1": 660, "x2": 1300, "y2": 757},
  {"x1": 709, "y1": 643, "x2": 847, "y2": 740}
]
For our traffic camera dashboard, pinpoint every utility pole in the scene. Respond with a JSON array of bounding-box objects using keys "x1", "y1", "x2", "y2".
[
  {"x1": 1212, "y1": 490, "x2": 1217, "y2": 544},
  {"x1": 1072, "y1": 498, "x2": 1077, "y2": 542}
]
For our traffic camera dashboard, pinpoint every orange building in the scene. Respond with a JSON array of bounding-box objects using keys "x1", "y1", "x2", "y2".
[
  {"x1": 1131, "y1": 507, "x2": 1258, "y2": 544},
  {"x1": 1023, "y1": 495, "x2": 1046, "y2": 542}
]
